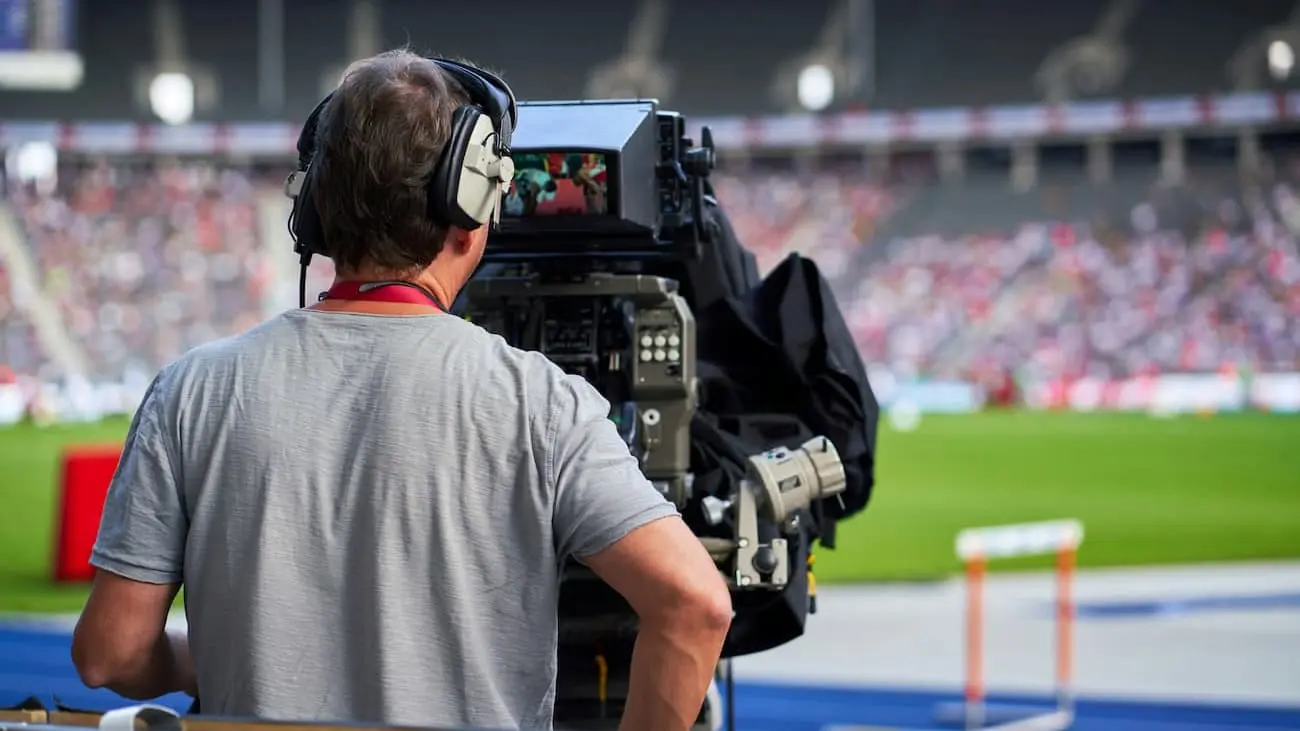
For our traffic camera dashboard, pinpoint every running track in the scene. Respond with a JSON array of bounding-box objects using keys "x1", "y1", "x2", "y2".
[
  {"x1": 6, "y1": 563, "x2": 1300, "y2": 730},
  {"x1": 4, "y1": 623, "x2": 1300, "y2": 730}
]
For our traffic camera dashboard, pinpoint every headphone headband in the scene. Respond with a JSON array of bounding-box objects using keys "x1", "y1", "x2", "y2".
[
  {"x1": 294, "y1": 93, "x2": 333, "y2": 171},
  {"x1": 431, "y1": 58, "x2": 517, "y2": 154}
]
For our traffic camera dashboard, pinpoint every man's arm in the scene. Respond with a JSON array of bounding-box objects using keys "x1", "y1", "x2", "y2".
[
  {"x1": 73, "y1": 572, "x2": 196, "y2": 699},
  {"x1": 71, "y1": 369, "x2": 195, "y2": 699},
  {"x1": 582, "y1": 519, "x2": 732, "y2": 731},
  {"x1": 544, "y1": 366, "x2": 732, "y2": 731}
]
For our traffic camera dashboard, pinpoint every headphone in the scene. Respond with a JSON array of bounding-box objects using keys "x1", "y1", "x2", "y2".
[{"x1": 283, "y1": 57, "x2": 518, "y2": 306}]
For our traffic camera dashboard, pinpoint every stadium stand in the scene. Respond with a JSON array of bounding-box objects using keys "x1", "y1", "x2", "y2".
[
  {"x1": 7, "y1": 160, "x2": 272, "y2": 380},
  {"x1": 2, "y1": 150, "x2": 1297, "y2": 386},
  {"x1": 5, "y1": 0, "x2": 1300, "y2": 121},
  {"x1": 0, "y1": 0, "x2": 1297, "y2": 401},
  {"x1": 719, "y1": 162, "x2": 1300, "y2": 382}
]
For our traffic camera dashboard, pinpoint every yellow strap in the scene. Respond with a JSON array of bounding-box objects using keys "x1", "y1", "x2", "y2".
[
  {"x1": 807, "y1": 552, "x2": 817, "y2": 597},
  {"x1": 595, "y1": 654, "x2": 608, "y2": 704}
]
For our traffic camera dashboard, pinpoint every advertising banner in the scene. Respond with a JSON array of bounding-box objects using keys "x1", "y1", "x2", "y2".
[{"x1": 1024, "y1": 372, "x2": 1300, "y2": 414}]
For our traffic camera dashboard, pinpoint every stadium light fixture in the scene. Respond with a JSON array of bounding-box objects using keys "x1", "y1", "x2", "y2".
[
  {"x1": 1268, "y1": 39, "x2": 1294, "y2": 80},
  {"x1": 10, "y1": 141, "x2": 58, "y2": 182},
  {"x1": 796, "y1": 63, "x2": 836, "y2": 112},
  {"x1": 149, "y1": 71, "x2": 196, "y2": 126}
]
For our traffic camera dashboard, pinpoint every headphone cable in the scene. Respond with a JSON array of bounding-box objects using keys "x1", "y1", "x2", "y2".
[{"x1": 297, "y1": 251, "x2": 311, "y2": 308}]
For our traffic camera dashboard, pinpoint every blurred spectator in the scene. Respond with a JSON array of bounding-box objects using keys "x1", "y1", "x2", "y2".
[{"x1": 0, "y1": 264, "x2": 45, "y2": 378}]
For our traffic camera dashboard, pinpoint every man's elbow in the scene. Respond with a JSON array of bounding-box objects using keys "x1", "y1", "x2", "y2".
[
  {"x1": 694, "y1": 577, "x2": 734, "y2": 636},
  {"x1": 71, "y1": 633, "x2": 113, "y2": 689},
  {"x1": 653, "y1": 575, "x2": 734, "y2": 638},
  {"x1": 71, "y1": 628, "x2": 145, "y2": 691},
  {"x1": 74, "y1": 664, "x2": 112, "y2": 691}
]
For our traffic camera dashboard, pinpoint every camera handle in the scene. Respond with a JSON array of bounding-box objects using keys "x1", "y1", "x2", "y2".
[{"x1": 701, "y1": 436, "x2": 847, "y2": 591}]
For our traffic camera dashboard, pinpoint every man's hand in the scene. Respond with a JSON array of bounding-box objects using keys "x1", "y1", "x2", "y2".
[
  {"x1": 582, "y1": 515, "x2": 733, "y2": 731},
  {"x1": 72, "y1": 570, "x2": 197, "y2": 699}
]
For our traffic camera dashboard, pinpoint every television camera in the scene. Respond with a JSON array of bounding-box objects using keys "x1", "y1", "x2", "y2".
[{"x1": 462, "y1": 100, "x2": 851, "y2": 730}]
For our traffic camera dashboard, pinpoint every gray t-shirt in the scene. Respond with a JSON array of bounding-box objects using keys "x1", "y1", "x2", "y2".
[{"x1": 91, "y1": 309, "x2": 678, "y2": 729}]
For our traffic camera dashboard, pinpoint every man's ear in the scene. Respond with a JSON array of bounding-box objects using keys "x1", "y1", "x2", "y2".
[
  {"x1": 465, "y1": 223, "x2": 491, "y2": 254},
  {"x1": 446, "y1": 226, "x2": 474, "y2": 254}
]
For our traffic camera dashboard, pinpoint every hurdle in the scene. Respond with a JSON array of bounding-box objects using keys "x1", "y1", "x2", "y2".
[{"x1": 934, "y1": 519, "x2": 1084, "y2": 731}]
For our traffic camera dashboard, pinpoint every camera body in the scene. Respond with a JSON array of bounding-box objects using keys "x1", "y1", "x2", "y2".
[
  {"x1": 468, "y1": 100, "x2": 715, "y2": 508},
  {"x1": 465, "y1": 273, "x2": 697, "y2": 505},
  {"x1": 464, "y1": 100, "x2": 847, "y2": 729}
]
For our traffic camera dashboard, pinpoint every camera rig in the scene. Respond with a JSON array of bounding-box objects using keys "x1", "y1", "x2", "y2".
[
  {"x1": 465, "y1": 271, "x2": 847, "y2": 592},
  {"x1": 464, "y1": 100, "x2": 849, "y2": 729}
]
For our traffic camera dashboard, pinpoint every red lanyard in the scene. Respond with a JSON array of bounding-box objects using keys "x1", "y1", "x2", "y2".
[{"x1": 320, "y1": 281, "x2": 445, "y2": 310}]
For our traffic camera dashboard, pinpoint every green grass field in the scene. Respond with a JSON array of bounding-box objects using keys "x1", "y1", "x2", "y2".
[{"x1": 1, "y1": 411, "x2": 1298, "y2": 613}]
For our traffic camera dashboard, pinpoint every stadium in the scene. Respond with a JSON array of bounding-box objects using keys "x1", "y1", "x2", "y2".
[{"x1": 1, "y1": 0, "x2": 1299, "y2": 729}]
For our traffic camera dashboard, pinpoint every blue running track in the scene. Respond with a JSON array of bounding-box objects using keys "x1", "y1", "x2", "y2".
[{"x1": 4, "y1": 624, "x2": 1300, "y2": 730}]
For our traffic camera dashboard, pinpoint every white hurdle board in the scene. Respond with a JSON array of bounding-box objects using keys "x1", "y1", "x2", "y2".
[{"x1": 955, "y1": 519, "x2": 1084, "y2": 562}]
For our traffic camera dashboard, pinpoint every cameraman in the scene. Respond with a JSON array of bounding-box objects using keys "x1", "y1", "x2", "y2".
[{"x1": 71, "y1": 50, "x2": 731, "y2": 731}]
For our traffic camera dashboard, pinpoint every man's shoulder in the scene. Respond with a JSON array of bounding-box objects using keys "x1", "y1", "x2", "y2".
[
  {"x1": 166, "y1": 313, "x2": 294, "y2": 372},
  {"x1": 431, "y1": 317, "x2": 608, "y2": 422},
  {"x1": 147, "y1": 312, "x2": 324, "y2": 404},
  {"x1": 435, "y1": 315, "x2": 562, "y2": 377}
]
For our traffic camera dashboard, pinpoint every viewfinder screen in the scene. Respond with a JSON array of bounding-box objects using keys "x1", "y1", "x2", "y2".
[{"x1": 504, "y1": 151, "x2": 610, "y2": 217}]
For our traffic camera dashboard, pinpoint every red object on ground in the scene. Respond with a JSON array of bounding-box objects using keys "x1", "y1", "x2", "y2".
[{"x1": 53, "y1": 444, "x2": 123, "y2": 583}]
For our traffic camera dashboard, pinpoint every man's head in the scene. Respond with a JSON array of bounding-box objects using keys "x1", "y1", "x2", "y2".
[{"x1": 310, "y1": 50, "x2": 492, "y2": 300}]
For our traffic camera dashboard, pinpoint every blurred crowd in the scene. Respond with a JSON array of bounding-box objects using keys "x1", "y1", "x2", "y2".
[
  {"x1": 715, "y1": 164, "x2": 1300, "y2": 384},
  {"x1": 1, "y1": 155, "x2": 1298, "y2": 388},
  {"x1": 711, "y1": 168, "x2": 893, "y2": 277},
  {"x1": 6, "y1": 161, "x2": 272, "y2": 380}
]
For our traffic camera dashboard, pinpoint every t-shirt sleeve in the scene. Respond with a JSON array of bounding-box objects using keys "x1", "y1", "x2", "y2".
[
  {"x1": 90, "y1": 367, "x2": 188, "y2": 585},
  {"x1": 544, "y1": 366, "x2": 679, "y2": 561}
]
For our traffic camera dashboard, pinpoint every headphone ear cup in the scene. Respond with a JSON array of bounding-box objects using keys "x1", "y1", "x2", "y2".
[
  {"x1": 430, "y1": 105, "x2": 494, "y2": 230},
  {"x1": 287, "y1": 92, "x2": 333, "y2": 260},
  {"x1": 458, "y1": 114, "x2": 510, "y2": 226},
  {"x1": 293, "y1": 165, "x2": 327, "y2": 257}
]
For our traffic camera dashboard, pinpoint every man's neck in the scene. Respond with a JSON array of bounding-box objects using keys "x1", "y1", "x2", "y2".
[{"x1": 334, "y1": 268, "x2": 455, "y2": 310}]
